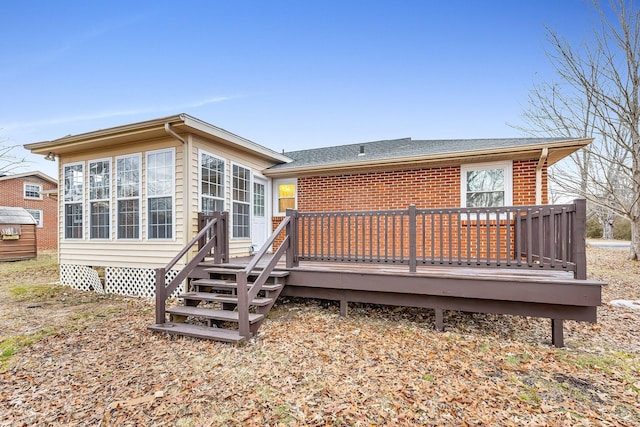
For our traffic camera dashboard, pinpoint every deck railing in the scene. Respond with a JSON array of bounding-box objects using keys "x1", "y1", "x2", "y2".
[{"x1": 287, "y1": 199, "x2": 587, "y2": 279}]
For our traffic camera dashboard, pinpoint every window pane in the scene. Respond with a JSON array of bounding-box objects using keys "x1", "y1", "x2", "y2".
[
  {"x1": 117, "y1": 199, "x2": 139, "y2": 239},
  {"x1": 65, "y1": 203, "x2": 83, "y2": 239},
  {"x1": 26, "y1": 209, "x2": 43, "y2": 227},
  {"x1": 148, "y1": 197, "x2": 173, "y2": 239},
  {"x1": 202, "y1": 197, "x2": 224, "y2": 214},
  {"x1": 25, "y1": 184, "x2": 42, "y2": 199},
  {"x1": 201, "y1": 153, "x2": 224, "y2": 198},
  {"x1": 253, "y1": 182, "x2": 265, "y2": 217},
  {"x1": 117, "y1": 157, "x2": 140, "y2": 198},
  {"x1": 89, "y1": 160, "x2": 110, "y2": 200},
  {"x1": 90, "y1": 201, "x2": 110, "y2": 239},
  {"x1": 233, "y1": 202, "x2": 250, "y2": 238},
  {"x1": 64, "y1": 164, "x2": 84, "y2": 202},
  {"x1": 466, "y1": 169, "x2": 504, "y2": 192},
  {"x1": 466, "y1": 191, "x2": 504, "y2": 208},
  {"x1": 148, "y1": 151, "x2": 173, "y2": 196},
  {"x1": 279, "y1": 198, "x2": 296, "y2": 212},
  {"x1": 232, "y1": 165, "x2": 250, "y2": 203}
]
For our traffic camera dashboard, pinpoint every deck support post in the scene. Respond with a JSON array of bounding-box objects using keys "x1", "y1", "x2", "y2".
[
  {"x1": 340, "y1": 299, "x2": 348, "y2": 316},
  {"x1": 434, "y1": 308, "x2": 444, "y2": 331},
  {"x1": 551, "y1": 319, "x2": 564, "y2": 347}
]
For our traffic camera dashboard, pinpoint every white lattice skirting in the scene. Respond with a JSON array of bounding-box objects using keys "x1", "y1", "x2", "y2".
[{"x1": 60, "y1": 264, "x2": 182, "y2": 298}]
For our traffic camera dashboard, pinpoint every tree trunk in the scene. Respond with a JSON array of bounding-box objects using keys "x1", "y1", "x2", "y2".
[{"x1": 601, "y1": 212, "x2": 615, "y2": 240}]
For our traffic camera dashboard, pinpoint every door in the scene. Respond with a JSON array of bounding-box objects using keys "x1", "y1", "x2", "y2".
[{"x1": 251, "y1": 177, "x2": 267, "y2": 250}]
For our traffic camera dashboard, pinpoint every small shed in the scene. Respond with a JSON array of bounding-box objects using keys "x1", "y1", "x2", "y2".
[{"x1": 0, "y1": 206, "x2": 37, "y2": 261}]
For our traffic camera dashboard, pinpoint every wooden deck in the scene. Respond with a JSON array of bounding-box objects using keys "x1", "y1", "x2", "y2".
[
  {"x1": 151, "y1": 202, "x2": 605, "y2": 347},
  {"x1": 197, "y1": 255, "x2": 602, "y2": 347}
]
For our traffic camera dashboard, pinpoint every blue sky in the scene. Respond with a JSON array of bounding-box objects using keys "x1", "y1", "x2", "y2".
[{"x1": 1, "y1": 0, "x2": 597, "y2": 178}]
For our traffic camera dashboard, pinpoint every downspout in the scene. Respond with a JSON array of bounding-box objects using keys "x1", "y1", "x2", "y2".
[
  {"x1": 164, "y1": 122, "x2": 192, "y2": 264},
  {"x1": 535, "y1": 147, "x2": 549, "y2": 205}
]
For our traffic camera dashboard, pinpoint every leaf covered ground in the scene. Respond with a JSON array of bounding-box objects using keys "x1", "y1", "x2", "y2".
[{"x1": 0, "y1": 247, "x2": 639, "y2": 426}]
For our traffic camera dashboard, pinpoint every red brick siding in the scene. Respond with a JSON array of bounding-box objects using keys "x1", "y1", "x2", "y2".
[
  {"x1": 0, "y1": 176, "x2": 58, "y2": 250},
  {"x1": 272, "y1": 160, "x2": 546, "y2": 254}
]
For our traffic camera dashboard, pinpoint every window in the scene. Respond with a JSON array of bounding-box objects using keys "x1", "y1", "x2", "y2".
[
  {"x1": 460, "y1": 161, "x2": 512, "y2": 208},
  {"x1": 253, "y1": 181, "x2": 265, "y2": 217},
  {"x1": 147, "y1": 149, "x2": 174, "y2": 239},
  {"x1": 116, "y1": 154, "x2": 141, "y2": 239},
  {"x1": 26, "y1": 209, "x2": 43, "y2": 227},
  {"x1": 200, "y1": 151, "x2": 225, "y2": 213},
  {"x1": 24, "y1": 183, "x2": 42, "y2": 199},
  {"x1": 232, "y1": 164, "x2": 251, "y2": 238},
  {"x1": 89, "y1": 159, "x2": 111, "y2": 239},
  {"x1": 63, "y1": 163, "x2": 84, "y2": 239},
  {"x1": 273, "y1": 179, "x2": 297, "y2": 215}
]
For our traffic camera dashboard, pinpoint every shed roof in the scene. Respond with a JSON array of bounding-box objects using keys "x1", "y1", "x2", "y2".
[
  {"x1": 264, "y1": 136, "x2": 592, "y2": 177},
  {"x1": 0, "y1": 207, "x2": 37, "y2": 225}
]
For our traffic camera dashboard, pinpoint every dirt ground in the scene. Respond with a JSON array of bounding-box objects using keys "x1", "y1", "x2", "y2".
[{"x1": 0, "y1": 247, "x2": 639, "y2": 426}]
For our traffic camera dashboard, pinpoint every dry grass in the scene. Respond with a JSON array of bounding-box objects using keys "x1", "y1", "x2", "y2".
[{"x1": 0, "y1": 247, "x2": 639, "y2": 426}]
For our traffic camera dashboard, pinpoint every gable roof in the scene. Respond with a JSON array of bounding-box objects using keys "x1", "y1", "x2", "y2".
[
  {"x1": 0, "y1": 206, "x2": 37, "y2": 225},
  {"x1": 0, "y1": 171, "x2": 57, "y2": 185},
  {"x1": 264, "y1": 136, "x2": 592, "y2": 177},
  {"x1": 24, "y1": 114, "x2": 291, "y2": 164}
]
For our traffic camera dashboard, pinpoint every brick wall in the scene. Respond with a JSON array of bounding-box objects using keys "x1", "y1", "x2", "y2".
[
  {"x1": 0, "y1": 176, "x2": 58, "y2": 250},
  {"x1": 272, "y1": 159, "x2": 547, "y2": 253}
]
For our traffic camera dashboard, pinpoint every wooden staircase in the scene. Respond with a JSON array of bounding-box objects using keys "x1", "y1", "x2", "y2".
[
  {"x1": 149, "y1": 211, "x2": 297, "y2": 343},
  {"x1": 149, "y1": 264, "x2": 288, "y2": 342}
]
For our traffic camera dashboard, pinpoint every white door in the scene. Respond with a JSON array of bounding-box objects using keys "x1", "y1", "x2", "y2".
[{"x1": 251, "y1": 177, "x2": 268, "y2": 250}]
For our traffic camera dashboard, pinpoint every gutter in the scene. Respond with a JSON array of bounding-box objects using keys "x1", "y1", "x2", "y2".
[
  {"x1": 164, "y1": 122, "x2": 192, "y2": 263},
  {"x1": 535, "y1": 147, "x2": 549, "y2": 205}
]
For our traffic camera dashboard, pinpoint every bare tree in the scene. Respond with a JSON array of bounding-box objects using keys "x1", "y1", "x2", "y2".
[
  {"x1": 0, "y1": 142, "x2": 29, "y2": 176},
  {"x1": 518, "y1": 0, "x2": 640, "y2": 259}
]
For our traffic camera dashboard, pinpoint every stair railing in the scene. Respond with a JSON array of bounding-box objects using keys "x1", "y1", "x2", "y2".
[
  {"x1": 236, "y1": 209, "x2": 296, "y2": 337},
  {"x1": 154, "y1": 212, "x2": 228, "y2": 325}
]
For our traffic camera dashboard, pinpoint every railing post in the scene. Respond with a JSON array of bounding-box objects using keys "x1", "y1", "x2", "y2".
[
  {"x1": 409, "y1": 204, "x2": 417, "y2": 272},
  {"x1": 286, "y1": 209, "x2": 299, "y2": 268},
  {"x1": 571, "y1": 199, "x2": 587, "y2": 279},
  {"x1": 155, "y1": 267, "x2": 166, "y2": 325},
  {"x1": 197, "y1": 213, "x2": 205, "y2": 252},
  {"x1": 212, "y1": 212, "x2": 222, "y2": 264},
  {"x1": 236, "y1": 270, "x2": 250, "y2": 338}
]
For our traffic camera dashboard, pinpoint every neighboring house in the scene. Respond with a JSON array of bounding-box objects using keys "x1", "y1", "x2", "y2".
[
  {"x1": 24, "y1": 114, "x2": 590, "y2": 296},
  {"x1": 0, "y1": 171, "x2": 58, "y2": 250}
]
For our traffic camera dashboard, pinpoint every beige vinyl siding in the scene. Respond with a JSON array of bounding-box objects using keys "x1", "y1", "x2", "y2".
[
  {"x1": 57, "y1": 137, "x2": 186, "y2": 267},
  {"x1": 190, "y1": 135, "x2": 277, "y2": 258}
]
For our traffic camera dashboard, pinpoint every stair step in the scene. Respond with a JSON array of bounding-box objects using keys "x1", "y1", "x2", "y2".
[
  {"x1": 148, "y1": 323, "x2": 245, "y2": 343},
  {"x1": 167, "y1": 306, "x2": 264, "y2": 324},
  {"x1": 203, "y1": 267, "x2": 289, "y2": 278},
  {"x1": 192, "y1": 278, "x2": 283, "y2": 292},
  {"x1": 180, "y1": 292, "x2": 273, "y2": 306}
]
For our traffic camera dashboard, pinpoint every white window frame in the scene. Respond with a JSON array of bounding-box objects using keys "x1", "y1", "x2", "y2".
[
  {"x1": 26, "y1": 209, "x2": 43, "y2": 228},
  {"x1": 115, "y1": 153, "x2": 142, "y2": 240},
  {"x1": 24, "y1": 183, "x2": 43, "y2": 200},
  {"x1": 231, "y1": 162, "x2": 252, "y2": 239},
  {"x1": 146, "y1": 148, "x2": 175, "y2": 240},
  {"x1": 460, "y1": 161, "x2": 513, "y2": 209},
  {"x1": 88, "y1": 158, "x2": 112, "y2": 240},
  {"x1": 63, "y1": 162, "x2": 85, "y2": 240},
  {"x1": 198, "y1": 149, "x2": 226, "y2": 214},
  {"x1": 273, "y1": 178, "x2": 297, "y2": 216}
]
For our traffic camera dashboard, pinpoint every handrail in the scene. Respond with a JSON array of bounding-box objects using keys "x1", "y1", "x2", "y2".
[
  {"x1": 236, "y1": 214, "x2": 293, "y2": 337},
  {"x1": 154, "y1": 212, "x2": 227, "y2": 325}
]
